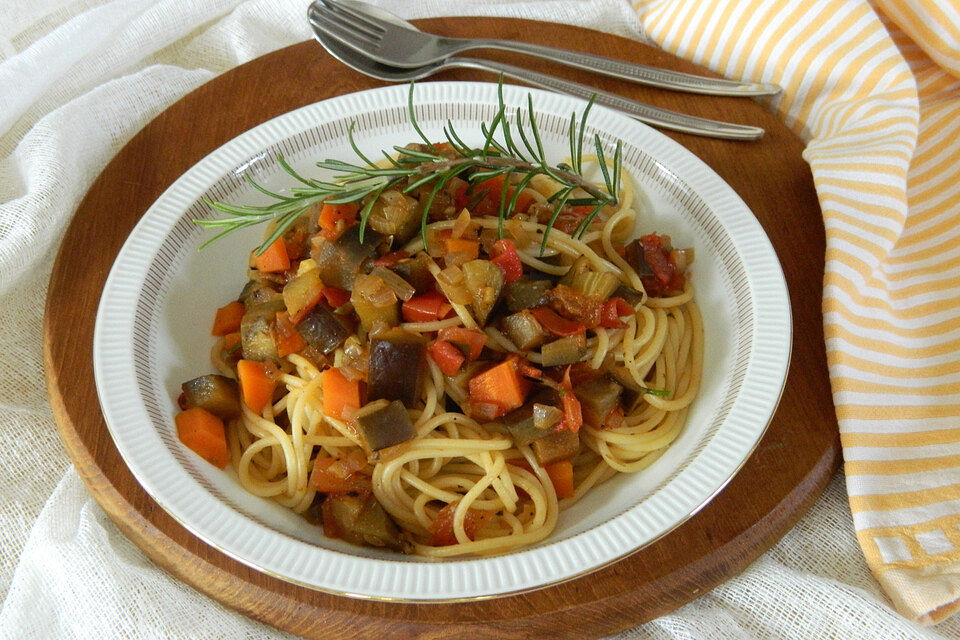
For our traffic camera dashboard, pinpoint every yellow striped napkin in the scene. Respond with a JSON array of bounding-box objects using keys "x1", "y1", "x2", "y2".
[{"x1": 633, "y1": 0, "x2": 960, "y2": 624}]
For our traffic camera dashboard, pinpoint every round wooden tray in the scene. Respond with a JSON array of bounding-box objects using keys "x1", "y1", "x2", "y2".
[{"x1": 44, "y1": 18, "x2": 839, "y2": 639}]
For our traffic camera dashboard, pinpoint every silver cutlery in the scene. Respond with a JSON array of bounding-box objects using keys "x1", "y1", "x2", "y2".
[
  {"x1": 315, "y1": 0, "x2": 780, "y2": 97},
  {"x1": 308, "y1": 2, "x2": 767, "y2": 140}
]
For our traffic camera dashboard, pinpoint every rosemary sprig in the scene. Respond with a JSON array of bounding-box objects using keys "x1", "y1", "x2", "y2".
[{"x1": 196, "y1": 77, "x2": 622, "y2": 255}]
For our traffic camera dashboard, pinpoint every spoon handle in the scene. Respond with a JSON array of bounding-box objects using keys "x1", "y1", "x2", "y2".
[
  {"x1": 449, "y1": 58, "x2": 765, "y2": 141},
  {"x1": 458, "y1": 39, "x2": 781, "y2": 97}
]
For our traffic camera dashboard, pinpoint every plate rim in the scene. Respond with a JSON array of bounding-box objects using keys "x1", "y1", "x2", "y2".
[{"x1": 93, "y1": 80, "x2": 792, "y2": 602}]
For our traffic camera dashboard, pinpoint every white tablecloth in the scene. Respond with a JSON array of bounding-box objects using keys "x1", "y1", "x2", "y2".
[{"x1": 0, "y1": 1, "x2": 957, "y2": 638}]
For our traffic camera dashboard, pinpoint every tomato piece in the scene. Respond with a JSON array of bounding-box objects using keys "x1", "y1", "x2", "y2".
[
  {"x1": 599, "y1": 297, "x2": 634, "y2": 328},
  {"x1": 639, "y1": 233, "x2": 685, "y2": 297},
  {"x1": 311, "y1": 455, "x2": 372, "y2": 493},
  {"x1": 372, "y1": 250, "x2": 410, "y2": 268},
  {"x1": 437, "y1": 327, "x2": 487, "y2": 361},
  {"x1": 402, "y1": 290, "x2": 446, "y2": 323},
  {"x1": 320, "y1": 287, "x2": 351, "y2": 309},
  {"x1": 428, "y1": 339, "x2": 465, "y2": 376},
  {"x1": 490, "y1": 238, "x2": 523, "y2": 283},
  {"x1": 529, "y1": 307, "x2": 586, "y2": 337},
  {"x1": 430, "y1": 502, "x2": 492, "y2": 546}
]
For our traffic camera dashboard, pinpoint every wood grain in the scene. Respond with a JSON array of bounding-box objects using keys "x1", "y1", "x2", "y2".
[{"x1": 43, "y1": 18, "x2": 839, "y2": 639}]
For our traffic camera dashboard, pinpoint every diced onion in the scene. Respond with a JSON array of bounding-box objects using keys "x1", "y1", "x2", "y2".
[
  {"x1": 533, "y1": 403, "x2": 563, "y2": 430},
  {"x1": 451, "y1": 208, "x2": 472, "y2": 239},
  {"x1": 355, "y1": 273, "x2": 397, "y2": 308},
  {"x1": 506, "y1": 215, "x2": 534, "y2": 249},
  {"x1": 669, "y1": 248, "x2": 695, "y2": 274},
  {"x1": 370, "y1": 267, "x2": 415, "y2": 301}
]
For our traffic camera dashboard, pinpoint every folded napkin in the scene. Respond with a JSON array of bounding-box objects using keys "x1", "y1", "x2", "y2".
[
  {"x1": 634, "y1": 0, "x2": 960, "y2": 623},
  {"x1": 1, "y1": 0, "x2": 959, "y2": 636}
]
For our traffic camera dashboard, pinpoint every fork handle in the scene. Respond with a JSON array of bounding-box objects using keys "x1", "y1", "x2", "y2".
[
  {"x1": 452, "y1": 38, "x2": 780, "y2": 97},
  {"x1": 449, "y1": 58, "x2": 764, "y2": 141}
]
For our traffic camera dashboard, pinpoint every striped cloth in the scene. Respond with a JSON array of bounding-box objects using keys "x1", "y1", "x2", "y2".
[{"x1": 634, "y1": 0, "x2": 960, "y2": 625}]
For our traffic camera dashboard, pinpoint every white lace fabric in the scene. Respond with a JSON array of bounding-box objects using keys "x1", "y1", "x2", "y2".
[{"x1": 1, "y1": 1, "x2": 957, "y2": 638}]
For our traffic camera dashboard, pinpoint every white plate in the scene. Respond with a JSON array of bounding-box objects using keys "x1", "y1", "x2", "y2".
[{"x1": 93, "y1": 82, "x2": 791, "y2": 602}]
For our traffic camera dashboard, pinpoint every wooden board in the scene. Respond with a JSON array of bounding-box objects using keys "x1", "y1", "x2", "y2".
[{"x1": 44, "y1": 18, "x2": 839, "y2": 639}]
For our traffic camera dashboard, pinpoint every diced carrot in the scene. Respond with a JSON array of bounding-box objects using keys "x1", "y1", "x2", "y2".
[
  {"x1": 175, "y1": 407, "x2": 229, "y2": 469},
  {"x1": 545, "y1": 460, "x2": 574, "y2": 499},
  {"x1": 429, "y1": 501, "x2": 492, "y2": 546},
  {"x1": 211, "y1": 301, "x2": 245, "y2": 336},
  {"x1": 508, "y1": 458, "x2": 572, "y2": 499},
  {"x1": 273, "y1": 311, "x2": 307, "y2": 357},
  {"x1": 444, "y1": 238, "x2": 479, "y2": 261},
  {"x1": 530, "y1": 307, "x2": 586, "y2": 337},
  {"x1": 223, "y1": 331, "x2": 242, "y2": 352},
  {"x1": 428, "y1": 339, "x2": 465, "y2": 376},
  {"x1": 321, "y1": 367, "x2": 361, "y2": 420},
  {"x1": 320, "y1": 287, "x2": 351, "y2": 309},
  {"x1": 517, "y1": 360, "x2": 542, "y2": 379},
  {"x1": 402, "y1": 290, "x2": 449, "y2": 323},
  {"x1": 558, "y1": 366, "x2": 583, "y2": 433},
  {"x1": 253, "y1": 237, "x2": 290, "y2": 273},
  {"x1": 318, "y1": 202, "x2": 359, "y2": 241},
  {"x1": 237, "y1": 359, "x2": 277, "y2": 415},
  {"x1": 311, "y1": 455, "x2": 372, "y2": 493},
  {"x1": 468, "y1": 359, "x2": 530, "y2": 415},
  {"x1": 437, "y1": 327, "x2": 487, "y2": 361}
]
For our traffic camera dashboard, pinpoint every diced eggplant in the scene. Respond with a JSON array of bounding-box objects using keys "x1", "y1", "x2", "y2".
[
  {"x1": 502, "y1": 388, "x2": 561, "y2": 446},
  {"x1": 391, "y1": 253, "x2": 435, "y2": 293},
  {"x1": 239, "y1": 280, "x2": 283, "y2": 308},
  {"x1": 540, "y1": 334, "x2": 587, "y2": 367},
  {"x1": 181, "y1": 375, "x2": 240, "y2": 419},
  {"x1": 501, "y1": 310, "x2": 549, "y2": 351},
  {"x1": 367, "y1": 329, "x2": 426, "y2": 406},
  {"x1": 322, "y1": 493, "x2": 407, "y2": 551},
  {"x1": 532, "y1": 429, "x2": 580, "y2": 465},
  {"x1": 354, "y1": 399, "x2": 416, "y2": 451},
  {"x1": 351, "y1": 273, "x2": 400, "y2": 333},
  {"x1": 624, "y1": 239, "x2": 654, "y2": 277},
  {"x1": 607, "y1": 364, "x2": 645, "y2": 413},
  {"x1": 613, "y1": 284, "x2": 645, "y2": 307},
  {"x1": 574, "y1": 377, "x2": 624, "y2": 427},
  {"x1": 298, "y1": 305, "x2": 350, "y2": 354},
  {"x1": 569, "y1": 270, "x2": 620, "y2": 300},
  {"x1": 282, "y1": 268, "x2": 323, "y2": 321},
  {"x1": 558, "y1": 256, "x2": 592, "y2": 287},
  {"x1": 504, "y1": 279, "x2": 552, "y2": 313},
  {"x1": 365, "y1": 189, "x2": 420, "y2": 245},
  {"x1": 461, "y1": 259, "x2": 504, "y2": 326},
  {"x1": 311, "y1": 226, "x2": 386, "y2": 289},
  {"x1": 240, "y1": 307, "x2": 279, "y2": 361}
]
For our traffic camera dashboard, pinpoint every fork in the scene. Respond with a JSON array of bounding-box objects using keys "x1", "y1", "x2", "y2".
[{"x1": 314, "y1": 0, "x2": 781, "y2": 97}]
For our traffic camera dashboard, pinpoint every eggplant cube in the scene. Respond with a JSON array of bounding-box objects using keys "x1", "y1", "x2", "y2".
[
  {"x1": 367, "y1": 329, "x2": 426, "y2": 406},
  {"x1": 354, "y1": 399, "x2": 417, "y2": 451}
]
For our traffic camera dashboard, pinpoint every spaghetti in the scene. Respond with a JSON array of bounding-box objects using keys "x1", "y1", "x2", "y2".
[{"x1": 176, "y1": 154, "x2": 702, "y2": 557}]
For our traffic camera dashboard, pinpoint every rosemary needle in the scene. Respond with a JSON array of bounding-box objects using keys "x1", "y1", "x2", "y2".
[{"x1": 195, "y1": 78, "x2": 620, "y2": 256}]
